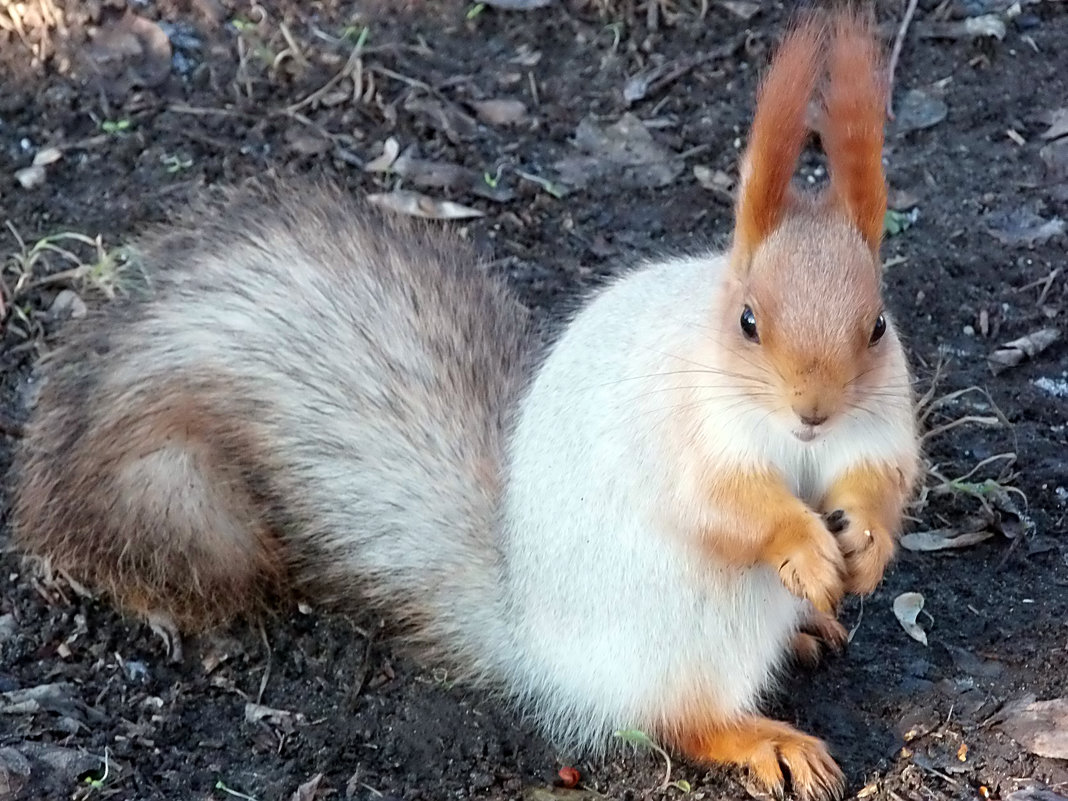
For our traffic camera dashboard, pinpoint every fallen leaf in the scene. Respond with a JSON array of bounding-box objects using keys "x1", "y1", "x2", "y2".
[
  {"x1": 524, "y1": 788, "x2": 607, "y2": 800},
  {"x1": 1007, "y1": 788, "x2": 1068, "y2": 801},
  {"x1": 887, "y1": 187, "x2": 921, "y2": 210},
  {"x1": 693, "y1": 165, "x2": 734, "y2": 200},
  {"x1": 900, "y1": 529, "x2": 994, "y2": 552},
  {"x1": 364, "y1": 137, "x2": 401, "y2": 173},
  {"x1": 392, "y1": 153, "x2": 515, "y2": 202},
  {"x1": 0, "y1": 746, "x2": 31, "y2": 797},
  {"x1": 471, "y1": 98, "x2": 528, "y2": 126},
  {"x1": 0, "y1": 683, "x2": 100, "y2": 723},
  {"x1": 0, "y1": 742, "x2": 101, "y2": 798},
  {"x1": 484, "y1": 0, "x2": 554, "y2": 7},
  {"x1": 245, "y1": 702, "x2": 307, "y2": 734},
  {"x1": 290, "y1": 773, "x2": 324, "y2": 801},
  {"x1": 916, "y1": 15, "x2": 1006, "y2": 41},
  {"x1": 553, "y1": 113, "x2": 682, "y2": 190},
  {"x1": 32, "y1": 147, "x2": 63, "y2": 166},
  {"x1": 985, "y1": 207, "x2": 1066, "y2": 247},
  {"x1": 1040, "y1": 108, "x2": 1068, "y2": 140},
  {"x1": 988, "y1": 328, "x2": 1061, "y2": 373},
  {"x1": 719, "y1": 1, "x2": 760, "y2": 19},
  {"x1": 893, "y1": 592, "x2": 928, "y2": 646},
  {"x1": 404, "y1": 95, "x2": 478, "y2": 144},
  {"x1": 284, "y1": 125, "x2": 332, "y2": 156},
  {"x1": 367, "y1": 190, "x2": 484, "y2": 220},
  {"x1": 81, "y1": 11, "x2": 173, "y2": 95},
  {"x1": 1040, "y1": 138, "x2": 1068, "y2": 182},
  {"x1": 50, "y1": 290, "x2": 87, "y2": 322},
  {"x1": 999, "y1": 697, "x2": 1068, "y2": 759},
  {"x1": 893, "y1": 89, "x2": 948, "y2": 135},
  {"x1": 14, "y1": 166, "x2": 45, "y2": 189}
]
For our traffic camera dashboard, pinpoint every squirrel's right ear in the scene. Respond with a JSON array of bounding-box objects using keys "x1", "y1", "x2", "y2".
[{"x1": 732, "y1": 19, "x2": 825, "y2": 270}]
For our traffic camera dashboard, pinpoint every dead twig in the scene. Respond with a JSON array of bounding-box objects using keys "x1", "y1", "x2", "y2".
[
  {"x1": 886, "y1": 0, "x2": 920, "y2": 119},
  {"x1": 285, "y1": 26, "x2": 369, "y2": 115}
]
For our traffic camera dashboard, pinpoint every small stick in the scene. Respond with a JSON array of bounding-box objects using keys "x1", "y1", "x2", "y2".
[{"x1": 886, "y1": 0, "x2": 920, "y2": 119}]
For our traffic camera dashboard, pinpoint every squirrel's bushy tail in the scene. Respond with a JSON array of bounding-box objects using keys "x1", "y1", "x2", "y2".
[{"x1": 12, "y1": 181, "x2": 531, "y2": 672}]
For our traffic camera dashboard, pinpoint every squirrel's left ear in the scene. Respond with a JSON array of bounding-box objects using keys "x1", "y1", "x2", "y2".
[
  {"x1": 820, "y1": 12, "x2": 888, "y2": 255},
  {"x1": 732, "y1": 18, "x2": 825, "y2": 268}
]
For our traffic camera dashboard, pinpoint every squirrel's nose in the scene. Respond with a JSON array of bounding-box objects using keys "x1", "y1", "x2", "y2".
[{"x1": 799, "y1": 413, "x2": 828, "y2": 427}]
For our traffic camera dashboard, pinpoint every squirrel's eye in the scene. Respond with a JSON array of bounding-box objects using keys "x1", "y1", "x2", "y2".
[
  {"x1": 869, "y1": 313, "x2": 886, "y2": 346},
  {"x1": 740, "y1": 305, "x2": 760, "y2": 343}
]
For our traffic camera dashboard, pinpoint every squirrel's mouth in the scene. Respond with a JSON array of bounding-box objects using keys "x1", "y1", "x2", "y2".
[{"x1": 793, "y1": 425, "x2": 822, "y2": 443}]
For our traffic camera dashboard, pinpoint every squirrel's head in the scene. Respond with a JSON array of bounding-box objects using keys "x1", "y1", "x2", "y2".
[{"x1": 719, "y1": 11, "x2": 898, "y2": 443}]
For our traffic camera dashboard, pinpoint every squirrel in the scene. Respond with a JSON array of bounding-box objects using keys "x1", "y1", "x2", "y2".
[{"x1": 11, "y1": 10, "x2": 919, "y2": 801}]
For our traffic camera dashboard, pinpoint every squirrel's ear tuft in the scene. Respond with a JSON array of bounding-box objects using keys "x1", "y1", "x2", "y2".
[
  {"x1": 820, "y1": 11, "x2": 888, "y2": 254},
  {"x1": 733, "y1": 17, "x2": 825, "y2": 266}
]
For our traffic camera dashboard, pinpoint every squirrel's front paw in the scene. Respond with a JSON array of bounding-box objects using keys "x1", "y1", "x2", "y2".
[
  {"x1": 775, "y1": 515, "x2": 846, "y2": 615},
  {"x1": 825, "y1": 509, "x2": 894, "y2": 595}
]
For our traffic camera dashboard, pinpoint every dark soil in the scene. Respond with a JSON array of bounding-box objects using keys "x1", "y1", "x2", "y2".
[{"x1": 1, "y1": 1, "x2": 1067, "y2": 800}]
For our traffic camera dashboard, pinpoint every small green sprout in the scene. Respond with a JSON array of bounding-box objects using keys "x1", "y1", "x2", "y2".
[
  {"x1": 162, "y1": 154, "x2": 194, "y2": 173},
  {"x1": 100, "y1": 119, "x2": 132, "y2": 134}
]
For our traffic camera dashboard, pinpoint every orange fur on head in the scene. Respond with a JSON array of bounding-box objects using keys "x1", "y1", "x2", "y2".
[
  {"x1": 733, "y1": 17, "x2": 825, "y2": 262},
  {"x1": 820, "y1": 11, "x2": 888, "y2": 252}
]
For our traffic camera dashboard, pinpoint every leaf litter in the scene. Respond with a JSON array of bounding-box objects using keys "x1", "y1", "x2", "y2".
[{"x1": 552, "y1": 113, "x2": 683, "y2": 191}]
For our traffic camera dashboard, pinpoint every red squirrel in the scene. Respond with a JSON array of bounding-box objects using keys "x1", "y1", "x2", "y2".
[{"x1": 12, "y1": 10, "x2": 919, "y2": 800}]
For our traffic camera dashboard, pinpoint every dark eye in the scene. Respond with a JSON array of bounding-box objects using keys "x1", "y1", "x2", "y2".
[
  {"x1": 869, "y1": 313, "x2": 886, "y2": 346},
  {"x1": 740, "y1": 305, "x2": 760, "y2": 343}
]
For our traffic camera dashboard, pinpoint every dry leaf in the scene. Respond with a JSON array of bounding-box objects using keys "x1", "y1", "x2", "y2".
[
  {"x1": 553, "y1": 113, "x2": 682, "y2": 190},
  {"x1": 364, "y1": 137, "x2": 401, "y2": 172},
  {"x1": 893, "y1": 89, "x2": 948, "y2": 135},
  {"x1": 693, "y1": 165, "x2": 734, "y2": 198},
  {"x1": 403, "y1": 95, "x2": 478, "y2": 144},
  {"x1": 32, "y1": 147, "x2": 63, "y2": 166},
  {"x1": 1040, "y1": 138, "x2": 1068, "y2": 182},
  {"x1": 720, "y1": 1, "x2": 760, "y2": 20},
  {"x1": 14, "y1": 166, "x2": 46, "y2": 189},
  {"x1": 988, "y1": 328, "x2": 1061, "y2": 373},
  {"x1": 524, "y1": 787, "x2": 608, "y2": 800},
  {"x1": 1007, "y1": 788, "x2": 1068, "y2": 801},
  {"x1": 483, "y1": 0, "x2": 554, "y2": 7},
  {"x1": 245, "y1": 702, "x2": 306, "y2": 733},
  {"x1": 290, "y1": 773, "x2": 324, "y2": 801},
  {"x1": 986, "y1": 207, "x2": 1066, "y2": 247},
  {"x1": 471, "y1": 99, "x2": 528, "y2": 126},
  {"x1": 900, "y1": 529, "x2": 994, "y2": 552},
  {"x1": 1041, "y1": 108, "x2": 1068, "y2": 140},
  {"x1": 893, "y1": 592, "x2": 928, "y2": 646},
  {"x1": 917, "y1": 15, "x2": 1006, "y2": 41},
  {"x1": 392, "y1": 153, "x2": 514, "y2": 203},
  {"x1": 999, "y1": 697, "x2": 1068, "y2": 759},
  {"x1": 82, "y1": 11, "x2": 173, "y2": 95},
  {"x1": 367, "y1": 190, "x2": 484, "y2": 220}
]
